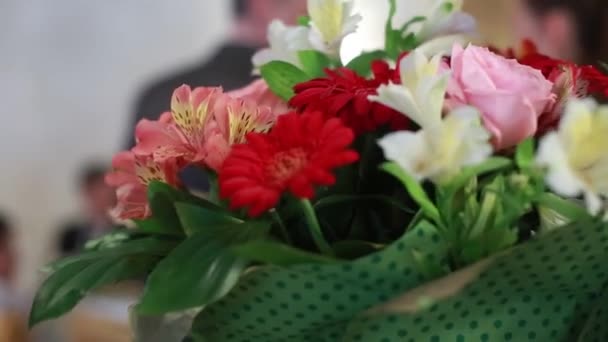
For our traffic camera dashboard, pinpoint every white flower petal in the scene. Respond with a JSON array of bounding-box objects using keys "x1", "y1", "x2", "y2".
[
  {"x1": 415, "y1": 74, "x2": 449, "y2": 127},
  {"x1": 537, "y1": 133, "x2": 584, "y2": 197},
  {"x1": 252, "y1": 20, "x2": 313, "y2": 70},
  {"x1": 417, "y1": 34, "x2": 472, "y2": 57},
  {"x1": 584, "y1": 191, "x2": 603, "y2": 216},
  {"x1": 369, "y1": 83, "x2": 422, "y2": 124},
  {"x1": 307, "y1": 0, "x2": 360, "y2": 56},
  {"x1": 399, "y1": 50, "x2": 429, "y2": 88},
  {"x1": 378, "y1": 131, "x2": 431, "y2": 181}
]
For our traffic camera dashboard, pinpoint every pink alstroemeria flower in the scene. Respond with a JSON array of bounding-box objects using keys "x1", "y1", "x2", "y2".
[
  {"x1": 133, "y1": 85, "x2": 223, "y2": 167},
  {"x1": 204, "y1": 95, "x2": 276, "y2": 171},
  {"x1": 227, "y1": 79, "x2": 290, "y2": 115},
  {"x1": 134, "y1": 83, "x2": 281, "y2": 172},
  {"x1": 105, "y1": 151, "x2": 180, "y2": 220}
]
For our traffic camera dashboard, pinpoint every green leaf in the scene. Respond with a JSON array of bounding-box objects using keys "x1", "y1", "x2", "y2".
[
  {"x1": 384, "y1": 0, "x2": 399, "y2": 58},
  {"x1": 137, "y1": 221, "x2": 271, "y2": 315},
  {"x1": 175, "y1": 203, "x2": 243, "y2": 236},
  {"x1": 536, "y1": 193, "x2": 590, "y2": 222},
  {"x1": 134, "y1": 217, "x2": 184, "y2": 236},
  {"x1": 599, "y1": 61, "x2": 608, "y2": 74},
  {"x1": 30, "y1": 256, "x2": 157, "y2": 327},
  {"x1": 399, "y1": 16, "x2": 426, "y2": 33},
  {"x1": 297, "y1": 15, "x2": 311, "y2": 26},
  {"x1": 447, "y1": 157, "x2": 512, "y2": 192},
  {"x1": 82, "y1": 230, "x2": 132, "y2": 250},
  {"x1": 232, "y1": 240, "x2": 338, "y2": 266},
  {"x1": 298, "y1": 50, "x2": 332, "y2": 78},
  {"x1": 148, "y1": 182, "x2": 184, "y2": 231},
  {"x1": 260, "y1": 61, "x2": 310, "y2": 101},
  {"x1": 148, "y1": 181, "x2": 225, "y2": 211},
  {"x1": 515, "y1": 138, "x2": 535, "y2": 169},
  {"x1": 380, "y1": 162, "x2": 440, "y2": 223},
  {"x1": 345, "y1": 50, "x2": 387, "y2": 76},
  {"x1": 147, "y1": 181, "x2": 229, "y2": 235},
  {"x1": 45, "y1": 237, "x2": 177, "y2": 272},
  {"x1": 398, "y1": 32, "x2": 419, "y2": 51}
]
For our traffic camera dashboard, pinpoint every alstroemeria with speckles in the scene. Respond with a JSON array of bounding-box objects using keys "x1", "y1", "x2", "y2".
[
  {"x1": 134, "y1": 84, "x2": 280, "y2": 172},
  {"x1": 204, "y1": 95, "x2": 278, "y2": 172},
  {"x1": 105, "y1": 151, "x2": 181, "y2": 220},
  {"x1": 133, "y1": 85, "x2": 222, "y2": 167}
]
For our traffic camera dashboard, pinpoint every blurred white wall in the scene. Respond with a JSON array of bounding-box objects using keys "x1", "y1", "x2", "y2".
[
  {"x1": 0, "y1": 0, "x2": 443, "y2": 292},
  {"x1": 0, "y1": 0, "x2": 230, "y2": 291}
]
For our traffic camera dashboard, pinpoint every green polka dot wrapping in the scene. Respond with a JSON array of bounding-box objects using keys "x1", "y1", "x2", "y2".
[
  {"x1": 192, "y1": 221, "x2": 608, "y2": 341},
  {"x1": 193, "y1": 221, "x2": 446, "y2": 341}
]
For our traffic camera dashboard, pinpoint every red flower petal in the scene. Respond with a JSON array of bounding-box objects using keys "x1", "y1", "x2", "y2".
[
  {"x1": 219, "y1": 112, "x2": 359, "y2": 217},
  {"x1": 289, "y1": 65, "x2": 409, "y2": 134}
]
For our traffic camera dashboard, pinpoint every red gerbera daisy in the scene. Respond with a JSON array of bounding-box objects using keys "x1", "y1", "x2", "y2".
[
  {"x1": 219, "y1": 111, "x2": 359, "y2": 217},
  {"x1": 289, "y1": 61, "x2": 408, "y2": 134}
]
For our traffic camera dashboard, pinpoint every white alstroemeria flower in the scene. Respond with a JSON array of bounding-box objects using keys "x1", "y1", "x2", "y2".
[
  {"x1": 536, "y1": 98, "x2": 608, "y2": 215},
  {"x1": 369, "y1": 49, "x2": 449, "y2": 129},
  {"x1": 252, "y1": 20, "x2": 313, "y2": 71},
  {"x1": 416, "y1": 0, "x2": 477, "y2": 56},
  {"x1": 379, "y1": 106, "x2": 492, "y2": 183},
  {"x1": 307, "y1": 0, "x2": 362, "y2": 57}
]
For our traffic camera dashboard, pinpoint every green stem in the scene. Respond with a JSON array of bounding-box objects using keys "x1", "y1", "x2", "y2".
[
  {"x1": 270, "y1": 210, "x2": 292, "y2": 244},
  {"x1": 467, "y1": 190, "x2": 497, "y2": 239},
  {"x1": 299, "y1": 199, "x2": 333, "y2": 255}
]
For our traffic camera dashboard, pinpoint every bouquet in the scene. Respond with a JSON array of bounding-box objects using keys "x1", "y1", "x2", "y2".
[{"x1": 30, "y1": 0, "x2": 608, "y2": 341}]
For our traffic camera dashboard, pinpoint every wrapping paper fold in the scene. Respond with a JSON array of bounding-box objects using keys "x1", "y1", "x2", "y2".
[{"x1": 193, "y1": 220, "x2": 608, "y2": 341}]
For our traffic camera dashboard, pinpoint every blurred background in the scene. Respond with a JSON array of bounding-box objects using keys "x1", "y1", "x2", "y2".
[{"x1": 1, "y1": 0, "x2": 601, "y2": 340}]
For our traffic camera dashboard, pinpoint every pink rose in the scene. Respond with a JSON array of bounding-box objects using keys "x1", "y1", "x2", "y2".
[{"x1": 446, "y1": 44, "x2": 555, "y2": 150}]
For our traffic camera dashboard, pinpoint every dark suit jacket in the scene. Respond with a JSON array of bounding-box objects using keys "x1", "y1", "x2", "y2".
[{"x1": 126, "y1": 43, "x2": 258, "y2": 191}]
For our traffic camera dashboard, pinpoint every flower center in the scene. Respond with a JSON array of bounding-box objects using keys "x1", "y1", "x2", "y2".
[{"x1": 266, "y1": 148, "x2": 308, "y2": 187}]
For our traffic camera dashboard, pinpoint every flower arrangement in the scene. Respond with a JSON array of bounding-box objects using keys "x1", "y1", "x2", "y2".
[{"x1": 30, "y1": 0, "x2": 608, "y2": 341}]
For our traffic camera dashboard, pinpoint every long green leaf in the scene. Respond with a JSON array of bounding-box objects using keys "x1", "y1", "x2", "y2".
[
  {"x1": 30, "y1": 256, "x2": 157, "y2": 327},
  {"x1": 134, "y1": 217, "x2": 184, "y2": 237},
  {"x1": 232, "y1": 240, "x2": 338, "y2": 266},
  {"x1": 147, "y1": 181, "x2": 230, "y2": 235},
  {"x1": 136, "y1": 221, "x2": 271, "y2": 315},
  {"x1": 260, "y1": 61, "x2": 310, "y2": 101},
  {"x1": 380, "y1": 162, "x2": 440, "y2": 223},
  {"x1": 536, "y1": 193, "x2": 590, "y2": 221},
  {"x1": 384, "y1": 0, "x2": 399, "y2": 58},
  {"x1": 45, "y1": 237, "x2": 177, "y2": 272}
]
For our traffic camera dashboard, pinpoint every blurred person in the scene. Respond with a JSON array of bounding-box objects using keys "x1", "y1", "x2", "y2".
[
  {"x1": 57, "y1": 163, "x2": 117, "y2": 256},
  {"x1": 513, "y1": 0, "x2": 608, "y2": 64},
  {"x1": 125, "y1": 0, "x2": 307, "y2": 191},
  {"x1": 0, "y1": 213, "x2": 28, "y2": 342}
]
